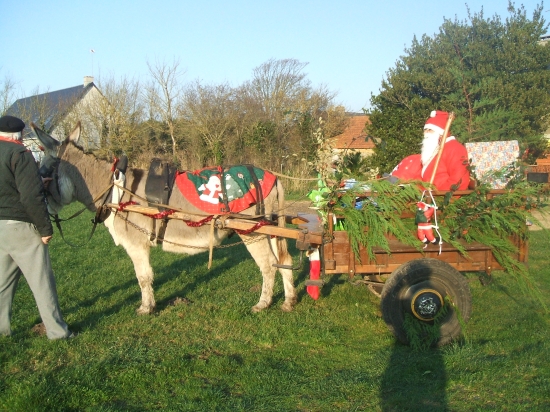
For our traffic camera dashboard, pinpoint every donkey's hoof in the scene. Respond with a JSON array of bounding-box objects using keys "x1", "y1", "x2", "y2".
[
  {"x1": 252, "y1": 303, "x2": 268, "y2": 313},
  {"x1": 136, "y1": 305, "x2": 155, "y2": 315},
  {"x1": 281, "y1": 302, "x2": 295, "y2": 312}
]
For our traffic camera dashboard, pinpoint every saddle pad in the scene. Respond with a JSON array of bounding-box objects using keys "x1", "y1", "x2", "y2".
[
  {"x1": 465, "y1": 141, "x2": 519, "y2": 189},
  {"x1": 175, "y1": 165, "x2": 277, "y2": 214}
]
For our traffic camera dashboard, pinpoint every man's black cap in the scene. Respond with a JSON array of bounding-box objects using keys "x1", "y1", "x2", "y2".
[{"x1": 0, "y1": 116, "x2": 25, "y2": 133}]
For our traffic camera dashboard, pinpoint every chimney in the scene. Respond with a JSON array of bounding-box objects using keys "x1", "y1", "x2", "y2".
[{"x1": 84, "y1": 76, "x2": 94, "y2": 87}]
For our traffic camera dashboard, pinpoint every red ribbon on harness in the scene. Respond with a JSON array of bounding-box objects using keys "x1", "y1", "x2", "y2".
[
  {"x1": 147, "y1": 209, "x2": 175, "y2": 219},
  {"x1": 183, "y1": 215, "x2": 214, "y2": 227},
  {"x1": 234, "y1": 219, "x2": 272, "y2": 235},
  {"x1": 117, "y1": 201, "x2": 137, "y2": 211}
]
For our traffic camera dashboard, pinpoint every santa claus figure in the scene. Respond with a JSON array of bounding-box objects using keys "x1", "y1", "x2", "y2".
[
  {"x1": 415, "y1": 201, "x2": 437, "y2": 247},
  {"x1": 199, "y1": 175, "x2": 222, "y2": 204},
  {"x1": 391, "y1": 110, "x2": 470, "y2": 191}
]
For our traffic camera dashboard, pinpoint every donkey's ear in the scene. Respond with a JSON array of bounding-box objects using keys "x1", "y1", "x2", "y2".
[
  {"x1": 68, "y1": 121, "x2": 81, "y2": 144},
  {"x1": 30, "y1": 122, "x2": 61, "y2": 151}
]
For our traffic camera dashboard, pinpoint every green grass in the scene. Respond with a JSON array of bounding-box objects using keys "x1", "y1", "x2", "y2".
[{"x1": 1, "y1": 203, "x2": 549, "y2": 411}]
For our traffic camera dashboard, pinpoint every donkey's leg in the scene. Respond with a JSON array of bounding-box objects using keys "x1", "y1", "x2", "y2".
[
  {"x1": 243, "y1": 234, "x2": 296, "y2": 312},
  {"x1": 270, "y1": 237, "x2": 296, "y2": 312},
  {"x1": 123, "y1": 242, "x2": 156, "y2": 315}
]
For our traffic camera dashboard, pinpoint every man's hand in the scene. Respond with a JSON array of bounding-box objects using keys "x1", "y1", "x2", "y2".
[
  {"x1": 41, "y1": 177, "x2": 53, "y2": 189},
  {"x1": 41, "y1": 236, "x2": 52, "y2": 245}
]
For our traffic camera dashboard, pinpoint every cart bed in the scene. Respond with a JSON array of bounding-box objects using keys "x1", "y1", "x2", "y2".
[{"x1": 297, "y1": 213, "x2": 527, "y2": 276}]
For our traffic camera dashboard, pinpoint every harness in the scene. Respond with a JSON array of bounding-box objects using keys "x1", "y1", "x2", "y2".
[
  {"x1": 40, "y1": 142, "x2": 114, "y2": 247},
  {"x1": 41, "y1": 148, "x2": 272, "y2": 254}
]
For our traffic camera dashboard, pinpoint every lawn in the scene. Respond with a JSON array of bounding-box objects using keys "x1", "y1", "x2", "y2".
[{"x1": 0, "y1": 204, "x2": 549, "y2": 411}]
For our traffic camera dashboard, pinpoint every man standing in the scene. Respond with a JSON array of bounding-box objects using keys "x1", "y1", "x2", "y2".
[
  {"x1": 0, "y1": 115, "x2": 73, "y2": 339},
  {"x1": 391, "y1": 110, "x2": 470, "y2": 191}
]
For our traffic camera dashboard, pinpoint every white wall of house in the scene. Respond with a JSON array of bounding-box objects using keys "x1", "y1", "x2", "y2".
[{"x1": 53, "y1": 86, "x2": 105, "y2": 150}]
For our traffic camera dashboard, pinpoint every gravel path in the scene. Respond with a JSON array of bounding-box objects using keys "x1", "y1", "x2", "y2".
[{"x1": 283, "y1": 200, "x2": 314, "y2": 216}]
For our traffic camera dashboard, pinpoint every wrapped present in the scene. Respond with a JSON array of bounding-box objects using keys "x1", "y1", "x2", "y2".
[{"x1": 465, "y1": 141, "x2": 519, "y2": 189}]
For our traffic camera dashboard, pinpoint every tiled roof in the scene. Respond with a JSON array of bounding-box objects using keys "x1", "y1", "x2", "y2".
[
  {"x1": 333, "y1": 115, "x2": 373, "y2": 150},
  {"x1": 6, "y1": 83, "x2": 94, "y2": 132}
]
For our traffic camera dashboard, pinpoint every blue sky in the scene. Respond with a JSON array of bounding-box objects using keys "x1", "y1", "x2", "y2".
[{"x1": 1, "y1": 0, "x2": 547, "y2": 112}]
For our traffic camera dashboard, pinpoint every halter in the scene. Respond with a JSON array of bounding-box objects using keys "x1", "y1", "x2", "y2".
[
  {"x1": 41, "y1": 141, "x2": 114, "y2": 247},
  {"x1": 46, "y1": 181, "x2": 113, "y2": 247}
]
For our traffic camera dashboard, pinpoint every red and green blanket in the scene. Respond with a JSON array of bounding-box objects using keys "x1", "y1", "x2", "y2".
[{"x1": 175, "y1": 165, "x2": 277, "y2": 214}]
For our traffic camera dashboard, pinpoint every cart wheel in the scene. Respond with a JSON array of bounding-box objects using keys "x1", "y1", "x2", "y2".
[{"x1": 380, "y1": 258, "x2": 472, "y2": 347}]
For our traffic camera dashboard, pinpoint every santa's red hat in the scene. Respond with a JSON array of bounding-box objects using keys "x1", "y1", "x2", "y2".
[{"x1": 424, "y1": 110, "x2": 449, "y2": 135}]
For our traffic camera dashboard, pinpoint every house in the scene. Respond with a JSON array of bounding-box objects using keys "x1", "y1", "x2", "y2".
[
  {"x1": 331, "y1": 114, "x2": 374, "y2": 161},
  {"x1": 6, "y1": 76, "x2": 105, "y2": 159}
]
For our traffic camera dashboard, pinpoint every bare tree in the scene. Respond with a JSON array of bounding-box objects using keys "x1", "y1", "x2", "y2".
[
  {"x1": 10, "y1": 86, "x2": 68, "y2": 134},
  {"x1": 236, "y1": 59, "x2": 346, "y2": 172},
  {"x1": 180, "y1": 81, "x2": 239, "y2": 166},
  {"x1": 145, "y1": 58, "x2": 186, "y2": 159},
  {"x1": 244, "y1": 58, "x2": 310, "y2": 121},
  {"x1": 63, "y1": 75, "x2": 145, "y2": 161},
  {"x1": 0, "y1": 73, "x2": 16, "y2": 115}
]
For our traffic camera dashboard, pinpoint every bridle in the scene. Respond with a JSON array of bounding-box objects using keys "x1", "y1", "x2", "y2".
[
  {"x1": 40, "y1": 142, "x2": 114, "y2": 247},
  {"x1": 46, "y1": 180, "x2": 115, "y2": 248}
]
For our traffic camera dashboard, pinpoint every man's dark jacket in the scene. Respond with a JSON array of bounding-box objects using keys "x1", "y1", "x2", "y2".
[{"x1": 0, "y1": 140, "x2": 53, "y2": 237}]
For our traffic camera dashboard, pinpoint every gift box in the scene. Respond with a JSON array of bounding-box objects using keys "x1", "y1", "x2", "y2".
[{"x1": 465, "y1": 141, "x2": 519, "y2": 189}]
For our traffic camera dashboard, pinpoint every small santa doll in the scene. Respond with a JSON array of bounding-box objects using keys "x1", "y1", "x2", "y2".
[{"x1": 415, "y1": 201, "x2": 437, "y2": 247}]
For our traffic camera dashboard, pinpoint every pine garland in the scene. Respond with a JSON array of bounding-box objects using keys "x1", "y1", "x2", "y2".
[
  {"x1": 435, "y1": 182, "x2": 545, "y2": 302},
  {"x1": 329, "y1": 180, "x2": 423, "y2": 261},
  {"x1": 322, "y1": 179, "x2": 548, "y2": 307}
]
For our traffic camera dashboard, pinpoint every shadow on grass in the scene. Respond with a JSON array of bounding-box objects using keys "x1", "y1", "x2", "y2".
[
  {"x1": 380, "y1": 342, "x2": 448, "y2": 411},
  {"x1": 3, "y1": 351, "x2": 149, "y2": 412},
  {"x1": 320, "y1": 271, "x2": 347, "y2": 297},
  {"x1": 58, "y1": 235, "x2": 254, "y2": 330},
  {"x1": 160, "y1": 241, "x2": 324, "y2": 311},
  {"x1": 155, "y1": 240, "x2": 351, "y2": 311},
  {"x1": 60, "y1": 226, "x2": 339, "y2": 332},
  {"x1": 153, "y1": 239, "x2": 252, "y2": 310},
  {"x1": 62, "y1": 276, "x2": 143, "y2": 330},
  {"x1": 154, "y1": 235, "x2": 340, "y2": 311}
]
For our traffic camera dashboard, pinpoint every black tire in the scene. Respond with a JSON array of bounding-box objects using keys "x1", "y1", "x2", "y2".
[{"x1": 380, "y1": 258, "x2": 472, "y2": 347}]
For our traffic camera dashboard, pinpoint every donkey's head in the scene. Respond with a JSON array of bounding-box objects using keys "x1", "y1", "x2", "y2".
[{"x1": 31, "y1": 122, "x2": 97, "y2": 215}]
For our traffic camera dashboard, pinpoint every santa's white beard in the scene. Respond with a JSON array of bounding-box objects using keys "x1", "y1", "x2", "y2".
[{"x1": 421, "y1": 132, "x2": 440, "y2": 165}]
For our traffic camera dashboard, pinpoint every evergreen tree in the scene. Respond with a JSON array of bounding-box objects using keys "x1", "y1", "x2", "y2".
[{"x1": 367, "y1": 2, "x2": 550, "y2": 173}]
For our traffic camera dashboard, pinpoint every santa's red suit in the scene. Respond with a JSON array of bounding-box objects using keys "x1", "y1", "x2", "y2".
[
  {"x1": 390, "y1": 154, "x2": 422, "y2": 181},
  {"x1": 422, "y1": 137, "x2": 469, "y2": 190},
  {"x1": 390, "y1": 111, "x2": 470, "y2": 191}
]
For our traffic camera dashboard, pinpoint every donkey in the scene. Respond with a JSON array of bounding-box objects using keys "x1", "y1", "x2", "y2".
[{"x1": 32, "y1": 122, "x2": 296, "y2": 314}]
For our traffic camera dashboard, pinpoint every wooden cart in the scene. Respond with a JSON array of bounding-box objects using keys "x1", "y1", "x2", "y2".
[{"x1": 291, "y1": 189, "x2": 528, "y2": 347}]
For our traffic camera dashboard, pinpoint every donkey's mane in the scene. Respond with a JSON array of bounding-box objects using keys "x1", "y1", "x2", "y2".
[
  {"x1": 62, "y1": 141, "x2": 148, "y2": 201},
  {"x1": 62, "y1": 142, "x2": 115, "y2": 202}
]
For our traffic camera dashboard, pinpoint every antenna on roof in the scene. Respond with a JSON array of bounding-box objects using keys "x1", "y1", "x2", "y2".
[{"x1": 90, "y1": 49, "x2": 95, "y2": 77}]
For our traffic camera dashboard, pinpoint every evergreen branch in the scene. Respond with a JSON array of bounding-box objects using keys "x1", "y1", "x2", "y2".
[{"x1": 323, "y1": 179, "x2": 548, "y2": 308}]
